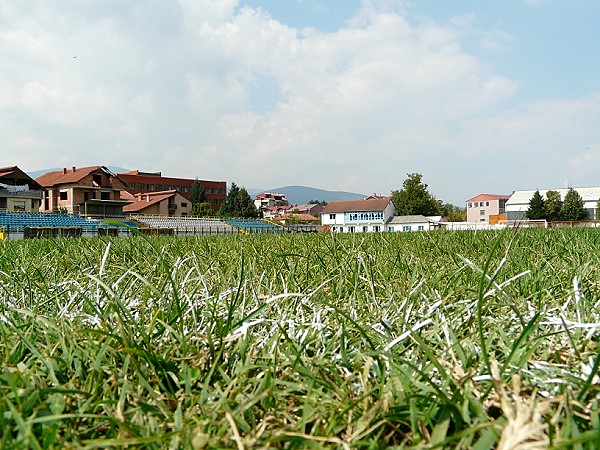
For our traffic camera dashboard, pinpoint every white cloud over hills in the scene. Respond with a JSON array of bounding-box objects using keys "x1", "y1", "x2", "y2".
[{"x1": 1, "y1": 0, "x2": 599, "y2": 204}]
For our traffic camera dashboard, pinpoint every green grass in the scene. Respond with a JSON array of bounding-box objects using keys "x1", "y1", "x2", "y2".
[{"x1": 0, "y1": 228, "x2": 599, "y2": 448}]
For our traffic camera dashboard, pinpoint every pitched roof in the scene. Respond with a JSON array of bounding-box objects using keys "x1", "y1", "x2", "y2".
[
  {"x1": 122, "y1": 190, "x2": 177, "y2": 212},
  {"x1": 506, "y1": 187, "x2": 600, "y2": 205},
  {"x1": 389, "y1": 215, "x2": 433, "y2": 224},
  {"x1": 0, "y1": 166, "x2": 41, "y2": 188},
  {"x1": 321, "y1": 196, "x2": 392, "y2": 214},
  {"x1": 466, "y1": 193, "x2": 510, "y2": 203},
  {"x1": 35, "y1": 166, "x2": 111, "y2": 187}
]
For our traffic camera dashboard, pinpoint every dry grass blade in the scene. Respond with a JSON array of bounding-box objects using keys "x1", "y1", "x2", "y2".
[{"x1": 492, "y1": 361, "x2": 549, "y2": 450}]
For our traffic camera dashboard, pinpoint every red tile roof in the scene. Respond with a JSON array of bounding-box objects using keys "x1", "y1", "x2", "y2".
[
  {"x1": 466, "y1": 193, "x2": 510, "y2": 203},
  {"x1": 35, "y1": 166, "x2": 108, "y2": 187},
  {"x1": 122, "y1": 190, "x2": 177, "y2": 212},
  {"x1": 321, "y1": 196, "x2": 392, "y2": 214}
]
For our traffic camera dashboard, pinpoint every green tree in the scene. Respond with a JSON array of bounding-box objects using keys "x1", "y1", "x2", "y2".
[
  {"x1": 561, "y1": 188, "x2": 587, "y2": 221},
  {"x1": 190, "y1": 178, "x2": 207, "y2": 205},
  {"x1": 192, "y1": 202, "x2": 214, "y2": 217},
  {"x1": 391, "y1": 173, "x2": 441, "y2": 216},
  {"x1": 440, "y1": 202, "x2": 466, "y2": 222},
  {"x1": 526, "y1": 190, "x2": 546, "y2": 220},
  {"x1": 219, "y1": 182, "x2": 259, "y2": 218},
  {"x1": 545, "y1": 190, "x2": 562, "y2": 221}
]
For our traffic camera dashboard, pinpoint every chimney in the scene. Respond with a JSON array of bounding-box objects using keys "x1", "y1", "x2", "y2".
[
  {"x1": 72, "y1": 167, "x2": 76, "y2": 172},
  {"x1": 146, "y1": 194, "x2": 150, "y2": 202},
  {"x1": 63, "y1": 168, "x2": 67, "y2": 174}
]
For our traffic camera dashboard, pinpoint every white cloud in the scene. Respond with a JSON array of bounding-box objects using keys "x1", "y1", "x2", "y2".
[{"x1": 0, "y1": 1, "x2": 598, "y2": 204}]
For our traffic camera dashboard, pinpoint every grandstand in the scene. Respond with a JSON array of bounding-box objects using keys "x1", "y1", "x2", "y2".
[
  {"x1": 0, "y1": 211, "x2": 101, "y2": 232},
  {"x1": 130, "y1": 215, "x2": 238, "y2": 235},
  {"x1": 223, "y1": 218, "x2": 283, "y2": 234},
  {"x1": 0, "y1": 211, "x2": 137, "y2": 238}
]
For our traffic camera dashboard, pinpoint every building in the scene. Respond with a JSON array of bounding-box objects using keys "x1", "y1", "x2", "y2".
[
  {"x1": 0, "y1": 166, "x2": 42, "y2": 212},
  {"x1": 505, "y1": 187, "x2": 600, "y2": 221},
  {"x1": 254, "y1": 192, "x2": 288, "y2": 213},
  {"x1": 122, "y1": 190, "x2": 193, "y2": 216},
  {"x1": 118, "y1": 170, "x2": 226, "y2": 211},
  {"x1": 387, "y1": 215, "x2": 440, "y2": 232},
  {"x1": 320, "y1": 196, "x2": 396, "y2": 232},
  {"x1": 466, "y1": 194, "x2": 510, "y2": 223},
  {"x1": 36, "y1": 166, "x2": 131, "y2": 215}
]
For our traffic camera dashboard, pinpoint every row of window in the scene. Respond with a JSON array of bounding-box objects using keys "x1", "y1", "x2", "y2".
[
  {"x1": 468, "y1": 201, "x2": 490, "y2": 208},
  {"x1": 331, "y1": 225, "x2": 426, "y2": 232},
  {"x1": 127, "y1": 182, "x2": 225, "y2": 195}
]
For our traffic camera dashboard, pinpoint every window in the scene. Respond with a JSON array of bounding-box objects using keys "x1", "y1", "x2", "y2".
[
  {"x1": 349, "y1": 226, "x2": 355, "y2": 233},
  {"x1": 60, "y1": 191, "x2": 68, "y2": 200},
  {"x1": 374, "y1": 225, "x2": 380, "y2": 232},
  {"x1": 147, "y1": 184, "x2": 154, "y2": 191},
  {"x1": 128, "y1": 182, "x2": 136, "y2": 188},
  {"x1": 93, "y1": 174, "x2": 102, "y2": 187},
  {"x1": 486, "y1": 201, "x2": 489, "y2": 206},
  {"x1": 362, "y1": 226, "x2": 368, "y2": 232},
  {"x1": 136, "y1": 183, "x2": 145, "y2": 189},
  {"x1": 329, "y1": 214, "x2": 336, "y2": 220},
  {"x1": 403, "y1": 225, "x2": 411, "y2": 232},
  {"x1": 181, "y1": 186, "x2": 188, "y2": 192},
  {"x1": 480, "y1": 210, "x2": 485, "y2": 216},
  {"x1": 101, "y1": 192, "x2": 110, "y2": 200},
  {"x1": 181, "y1": 202, "x2": 188, "y2": 207},
  {"x1": 388, "y1": 226, "x2": 394, "y2": 232},
  {"x1": 418, "y1": 225, "x2": 425, "y2": 231},
  {"x1": 468, "y1": 203, "x2": 472, "y2": 208},
  {"x1": 13, "y1": 200, "x2": 26, "y2": 211}
]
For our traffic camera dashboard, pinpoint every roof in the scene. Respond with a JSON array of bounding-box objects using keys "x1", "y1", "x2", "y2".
[
  {"x1": 388, "y1": 215, "x2": 434, "y2": 224},
  {"x1": 0, "y1": 166, "x2": 41, "y2": 189},
  {"x1": 507, "y1": 187, "x2": 600, "y2": 206},
  {"x1": 321, "y1": 196, "x2": 392, "y2": 214},
  {"x1": 280, "y1": 213, "x2": 319, "y2": 222},
  {"x1": 35, "y1": 166, "x2": 116, "y2": 187},
  {"x1": 466, "y1": 193, "x2": 510, "y2": 203},
  {"x1": 122, "y1": 190, "x2": 178, "y2": 212}
]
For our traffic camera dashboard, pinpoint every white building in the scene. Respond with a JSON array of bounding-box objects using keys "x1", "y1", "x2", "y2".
[
  {"x1": 387, "y1": 215, "x2": 441, "y2": 232},
  {"x1": 506, "y1": 187, "x2": 600, "y2": 220},
  {"x1": 320, "y1": 196, "x2": 396, "y2": 232}
]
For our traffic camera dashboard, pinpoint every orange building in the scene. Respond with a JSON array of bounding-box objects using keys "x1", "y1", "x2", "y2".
[
  {"x1": 118, "y1": 170, "x2": 226, "y2": 211},
  {"x1": 36, "y1": 166, "x2": 131, "y2": 216}
]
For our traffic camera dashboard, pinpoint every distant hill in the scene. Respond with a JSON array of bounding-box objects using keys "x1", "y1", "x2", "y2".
[
  {"x1": 28, "y1": 166, "x2": 130, "y2": 179},
  {"x1": 247, "y1": 186, "x2": 367, "y2": 205}
]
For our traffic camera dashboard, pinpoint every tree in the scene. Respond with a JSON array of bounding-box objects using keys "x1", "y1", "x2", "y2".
[
  {"x1": 440, "y1": 202, "x2": 466, "y2": 222},
  {"x1": 526, "y1": 190, "x2": 546, "y2": 220},
  {"x1": 561, "y1": 188, "x2": 587, "y2": 221},
  {"x1": 308, "y1": 200, "x2": 328, "y2": 206},
  {"x1": 192, "y1": 202, "x2": 214, "y2": 217},
  {"x1": 219, "y1": 182, "x2": 259, "y2": 218},
  {"x1": 190, "y1": 178, "x2": 207, "y2": 205},
  {"x1": 391, "y1": 173, "x2": 441, "y2": 216},
  {"x1": 596, "y1": 198, "x2": 600, "y2": 220},
  {"x1": 545, "y1": 190, "x2": 562, "y2": 221}
]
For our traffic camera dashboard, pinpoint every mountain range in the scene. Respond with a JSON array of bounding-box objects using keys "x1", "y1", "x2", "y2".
[{"x1": 246, "y1": 186, "x2": 366, "y2": 205}]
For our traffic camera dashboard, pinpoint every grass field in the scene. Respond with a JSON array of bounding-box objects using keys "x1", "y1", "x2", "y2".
[{"x1": 0, "y1": 228, "x2": 599, "y2": 448}]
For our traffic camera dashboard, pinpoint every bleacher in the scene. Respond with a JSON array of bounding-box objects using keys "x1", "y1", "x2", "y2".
[
  {"x1": 0, "y1": 211, "x2": 102, "y2": 232},
  {"x1": 130, "y1": 215, "x2": 238, "y2": 235},
  {"x1": 224, "y1": 218, "x2": 283, "y2": 234}
]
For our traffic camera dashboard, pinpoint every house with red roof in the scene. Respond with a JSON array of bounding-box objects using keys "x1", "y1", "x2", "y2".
[
  {"x1": 122, "y1": 190, "x2": 192, "y2": 216},
  {"x1": 36, "y1": 166, "x2": 131, "y2": 216},
  {"x1": 466, "y1": 194, "x2": 510, "y2": 223},
  {"x1": 320, "y1": 196, "x2": 396, "y2": 232}
]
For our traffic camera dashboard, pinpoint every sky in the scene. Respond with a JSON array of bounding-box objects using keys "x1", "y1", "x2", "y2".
[{"x1": 1, "y1": 0, "x2": 600, "y2": 205}]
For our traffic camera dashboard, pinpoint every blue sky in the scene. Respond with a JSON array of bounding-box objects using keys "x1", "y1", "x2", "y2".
[{"x1": 1, "y1": 0, "x2": 600, "y2": 204}]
